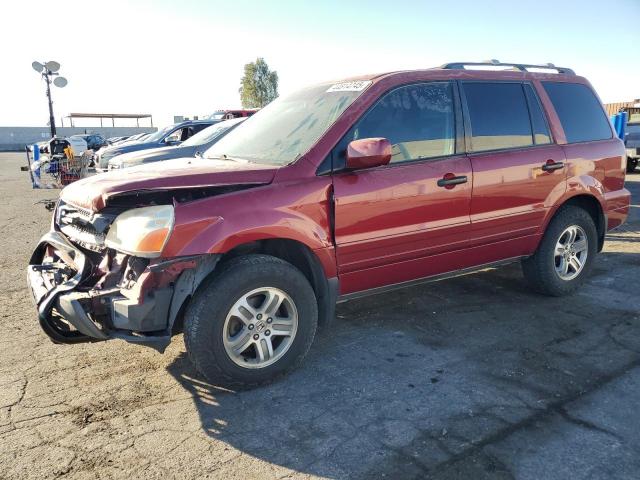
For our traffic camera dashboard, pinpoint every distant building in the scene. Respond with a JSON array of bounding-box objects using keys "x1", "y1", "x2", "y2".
[
  {"x1": 173, "y1": 116, "x2": 200, "y2": 123},
  {"x1": 603, "y1": 99, "x2": 640, "y2": 116}
]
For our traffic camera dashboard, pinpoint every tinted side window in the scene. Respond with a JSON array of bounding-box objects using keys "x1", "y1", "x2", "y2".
[
  {"x1": 349, "y1": 82, "x2": 456, "y2": 164},
  {"x1": 543, "y1": 82, "x2": 612, "y2": 143},
  {"x1": 524, "y1": 84, "x2": 551, "y2": 145},
  {"x1": 463, "y1": 82, "x2": 533, "y2": 152},
  {"x1": 191, "y1": 124, "x2": 210, "y2": 135}
]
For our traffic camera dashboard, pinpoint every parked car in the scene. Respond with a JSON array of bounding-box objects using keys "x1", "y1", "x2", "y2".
[
  {"x1": 95, "y1": 134, "x2": 151, "y2": 163},
  {"x1": 108, "y1": 118, "x2": 246, "y2": 170},
  {"x1": 93, "y1": 120, "x2": 217, "y2": 170},
  {"x1": 107, "y1": 135, "x2": 132, "y2": 145},
  {"x1": 70, "y1": 134, "x2": 108, "y2": 151},
  {"x1": 120, "y1": 133, "x2": 149, "y2": 144},
  {"x1": 28, "y1": 61, "x2": 631, "y2": 388},
  {"x1": 207, "y1": 109, "x2": 258, "y2": 120},
  {"x1": 624, "y1": 111, "x2": 640, "y2": 172}
]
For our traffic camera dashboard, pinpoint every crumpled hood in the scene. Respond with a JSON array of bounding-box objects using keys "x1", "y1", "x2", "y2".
[{"x1": 61, "y1": 157, "x2": 279, "y2": 211}]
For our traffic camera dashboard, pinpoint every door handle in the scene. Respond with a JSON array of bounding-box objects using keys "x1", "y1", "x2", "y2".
[
  {"x1": 541, "y1": 160, "x2": 564, "y2": 171},
  {"x1": 437, "y1": 174, "x2": 468, "y2": 188}
]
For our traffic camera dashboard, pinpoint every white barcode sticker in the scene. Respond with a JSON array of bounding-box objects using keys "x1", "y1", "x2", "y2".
[{"x1": 326, "y1": 80, "x2": 372, "y2": 92}]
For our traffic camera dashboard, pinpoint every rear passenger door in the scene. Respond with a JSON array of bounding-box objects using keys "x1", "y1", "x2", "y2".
[{"x1": 460, "y1": 81, "x2": 566, "y2": 252}]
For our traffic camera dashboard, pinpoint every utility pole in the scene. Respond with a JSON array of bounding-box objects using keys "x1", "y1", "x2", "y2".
[{"x1": 44, "y1": 71, "x2": 56, "y2": 137}]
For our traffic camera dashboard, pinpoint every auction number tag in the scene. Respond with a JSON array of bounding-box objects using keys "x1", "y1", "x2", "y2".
[{"x1": 326, "y1": 80, "x2": 372, "y2": 92}]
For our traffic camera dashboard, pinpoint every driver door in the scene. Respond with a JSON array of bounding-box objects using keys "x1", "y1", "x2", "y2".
[{"x1": 331, "y1": 82, "x2": 473, "y2": 295}]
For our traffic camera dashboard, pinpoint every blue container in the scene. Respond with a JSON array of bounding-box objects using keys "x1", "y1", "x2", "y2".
[
  {"x1": 619, "y1": 111, "x2": 628, "y2": 141},
  {"x1": 610, "y1": 113, "x2": 627, "y2": 140}
]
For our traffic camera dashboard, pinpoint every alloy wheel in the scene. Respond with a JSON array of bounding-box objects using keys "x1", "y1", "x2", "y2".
[
  {"x1": 554, "y1": 225, "x2": 588, "y2": 281},
  {"x1": 222, "y1": 287, "x2": 298, "y2": 369}
]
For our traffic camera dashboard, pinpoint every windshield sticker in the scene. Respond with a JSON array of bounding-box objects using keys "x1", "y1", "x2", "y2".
[{"x1": 326, "y1": 80, "x2": 372, "y2": 93}]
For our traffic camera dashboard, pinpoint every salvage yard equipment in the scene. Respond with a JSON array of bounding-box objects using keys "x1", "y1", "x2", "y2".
[{"x1": 24, "y1": 138, "x2": 93, "y2": 189}]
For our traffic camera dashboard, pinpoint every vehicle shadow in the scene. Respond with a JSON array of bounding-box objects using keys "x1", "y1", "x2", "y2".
[{"x1": 166, "y1": 241, "x2": 640, "y2": 478}]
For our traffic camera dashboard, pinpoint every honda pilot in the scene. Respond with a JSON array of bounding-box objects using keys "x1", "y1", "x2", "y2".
[{"x1": 28, "y1": 61, "x2": 631, "y2": 388}]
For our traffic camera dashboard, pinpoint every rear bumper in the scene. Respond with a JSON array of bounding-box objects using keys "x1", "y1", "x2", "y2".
[{"x1": 27, "y1": 230, "x2": 219, "y2": 352}]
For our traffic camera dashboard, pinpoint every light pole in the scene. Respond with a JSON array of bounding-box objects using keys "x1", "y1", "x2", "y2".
[{"x1": 32, "y1": 61, "x2": 67, "y2": 138}]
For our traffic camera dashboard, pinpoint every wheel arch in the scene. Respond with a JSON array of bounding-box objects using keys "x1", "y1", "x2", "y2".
[
  {"x1": 545, "y1": 193, "x2": 606, "y2": 252},
  {"x1": 217, "y1": 238, "x2": 338, "y2": 327}
]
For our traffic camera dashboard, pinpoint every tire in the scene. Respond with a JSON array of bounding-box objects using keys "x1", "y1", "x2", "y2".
[
  {"x1": 521, "y1": 205, "x2": 598, "y2": 297},
  {"x1": 184, "y1": 254, "x2": 318, "y2": 388},
  {"x1": 627, "y1": 158, "x2": 638, "y2": 174}
]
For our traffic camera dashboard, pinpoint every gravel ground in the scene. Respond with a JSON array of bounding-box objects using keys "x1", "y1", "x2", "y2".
[{"x1": 1, "y1": 152, "x2": 639, "y2": 480}]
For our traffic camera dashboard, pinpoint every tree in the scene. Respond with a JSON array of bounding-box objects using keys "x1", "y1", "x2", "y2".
[{"x1": 239, "y1": 58, "x2": 279, "y2": 108}]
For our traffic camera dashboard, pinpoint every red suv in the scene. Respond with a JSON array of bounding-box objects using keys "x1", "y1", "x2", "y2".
[{"x1": 28, "y1": 61, "x2": 631, "y2": 387}]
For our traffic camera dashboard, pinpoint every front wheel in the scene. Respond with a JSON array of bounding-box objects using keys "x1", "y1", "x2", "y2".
[
  {"x1": 628, "y1": 158, "x2": 638, "y2": 173},
  {"x1": 184, "y1": 255, "x2": 318, "y2": 388},
  {"x1": 522, "y1": 206, "x2": 598, "y2": 296}
]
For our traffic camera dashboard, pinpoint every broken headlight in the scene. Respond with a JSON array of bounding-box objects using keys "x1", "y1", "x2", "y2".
[{"x1": 105, "y1": 205, "x2": 174, "y2": 258}]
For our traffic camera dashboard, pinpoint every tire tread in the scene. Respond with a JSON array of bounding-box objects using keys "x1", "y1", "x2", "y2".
[
  {"x1": 184, "y1": 254, "x2": 317, "y2": 389},
  {"x1": 522, "y1": 205, "x2": 598, "y2": 297}
]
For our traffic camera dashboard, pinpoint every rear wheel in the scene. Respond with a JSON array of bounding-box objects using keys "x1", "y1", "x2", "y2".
[
  {"x1": 184, "y1": 255, "x2": 318, "y2": 388},
  {"x1": 627, "y1": 158, "x2": 638, "y2": 173},
  {"x1": 522, "y1": 206, "x2": 598, "y2": 296}
]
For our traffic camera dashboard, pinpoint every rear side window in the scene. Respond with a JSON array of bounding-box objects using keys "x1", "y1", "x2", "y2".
[
  {"x1": 350, "y1": 82, "x2": 456, "y2": 163},
  {"x1": 462, "y1": 82, "x2": 533, "y2": 152},
  {"x1": 543, "y1": 82, "x2": 612, "y2": 143}
]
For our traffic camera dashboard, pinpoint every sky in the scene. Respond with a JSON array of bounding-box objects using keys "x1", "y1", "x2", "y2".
[{"x1": 1, "y1": 0, "x2": 639, "y2": 128}]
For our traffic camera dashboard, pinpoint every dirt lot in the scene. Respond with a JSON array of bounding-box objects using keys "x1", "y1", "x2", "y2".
[{"x1": 1, "y1": 152, "x2": 639, "y2": 479}]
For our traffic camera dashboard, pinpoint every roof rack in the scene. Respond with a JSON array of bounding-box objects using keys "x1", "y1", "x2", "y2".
[{"x1": 440, "y1": 59, "x2": 575, "y2": 75}]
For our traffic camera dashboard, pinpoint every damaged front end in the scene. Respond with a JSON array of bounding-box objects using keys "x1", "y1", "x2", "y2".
[{"x1": 28, "y1": 200, "x2": 219, "y2": 352}]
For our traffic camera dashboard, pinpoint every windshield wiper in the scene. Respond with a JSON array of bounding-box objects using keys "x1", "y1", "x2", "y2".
[{"x1": 205, "y1": 154, "x2": 250, "y2": 163}]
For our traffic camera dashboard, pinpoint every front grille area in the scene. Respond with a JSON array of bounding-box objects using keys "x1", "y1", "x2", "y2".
[
  {"x1": 59, "y1": 224, "x2": 106, "y2": 250},
  {"x1": 57, "y1": 201, "x2": 93, "y2": 222},
  {"x1": 56, "y1": 201, "x2": 112, "y2": 251}
]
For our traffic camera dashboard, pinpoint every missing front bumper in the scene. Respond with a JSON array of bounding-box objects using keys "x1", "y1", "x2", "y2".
[{"x1": 27, "y1": 230, "x2": 219, "y2": 352}]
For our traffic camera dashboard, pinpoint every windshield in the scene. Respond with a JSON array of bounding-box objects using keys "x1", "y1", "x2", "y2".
[
  {"x1": 143, "y1": 125, "x2": 174, "y2": 143},
  {"x1": 204, "y1": 80, "x2": 371, "y2": 165},
  {"x1": 182, "y1": 118, "x2": 245, "y2": 147}
]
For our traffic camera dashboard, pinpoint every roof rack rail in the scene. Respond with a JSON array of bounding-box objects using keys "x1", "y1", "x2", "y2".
[{"x1": 440, "y1": 60, "x2": 575, "y2": 75}]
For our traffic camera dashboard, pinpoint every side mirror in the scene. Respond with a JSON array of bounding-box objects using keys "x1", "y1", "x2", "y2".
[{"x1": 346, "y1": 138, "x2": 392, "y2": 170}]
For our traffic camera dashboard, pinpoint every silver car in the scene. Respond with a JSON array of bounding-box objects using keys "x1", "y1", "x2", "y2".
[{"x1": 108, "y1": 118, "x2": 246, "y2": 170}]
